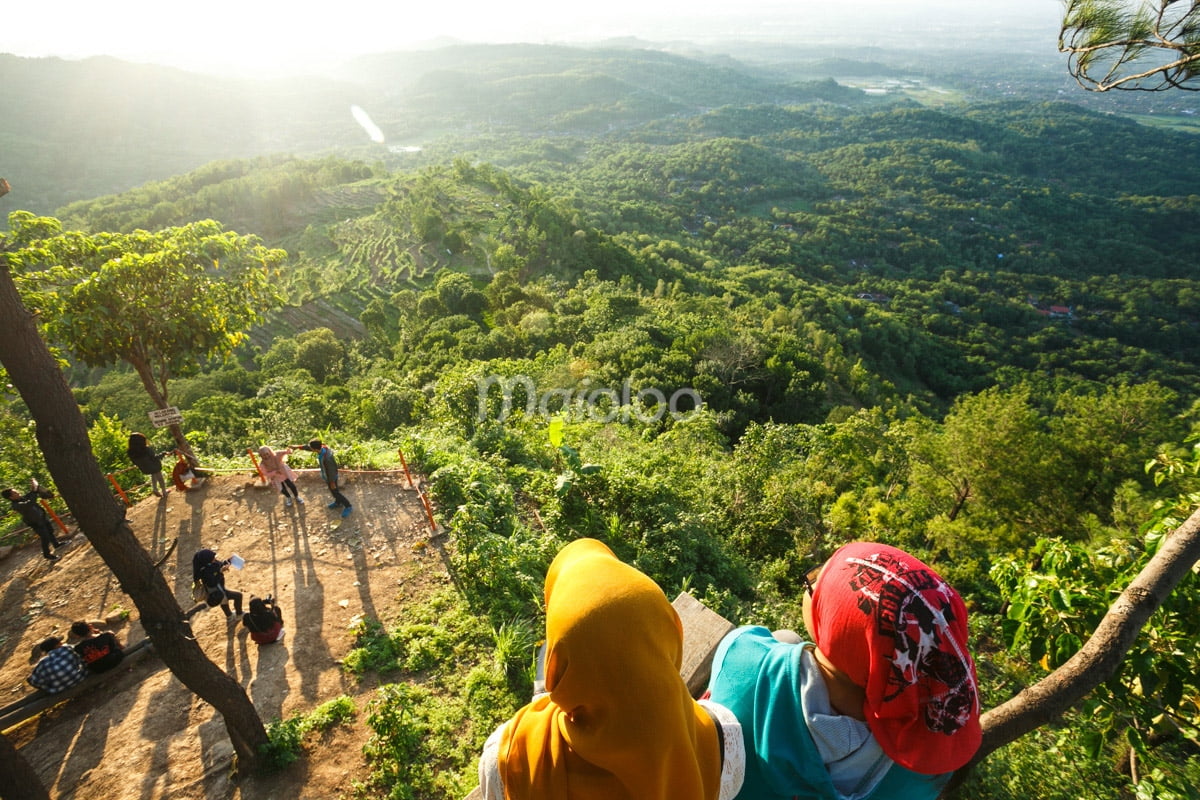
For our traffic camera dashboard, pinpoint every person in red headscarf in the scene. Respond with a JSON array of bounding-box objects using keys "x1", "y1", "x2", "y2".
[
  {"x1": 477, "y1": 537, "x2": 745, "y2": 800},
  {"x1": 705, "y1": 542, "x2": 982, "y2": 800}
]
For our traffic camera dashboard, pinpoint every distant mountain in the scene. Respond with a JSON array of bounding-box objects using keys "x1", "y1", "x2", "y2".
[
  {"x1": 0, "y1": 44, "x2": 880, "y2": 222},
  {"x1": 0, "y1": 53, "x2": 380, "y2": 218}
]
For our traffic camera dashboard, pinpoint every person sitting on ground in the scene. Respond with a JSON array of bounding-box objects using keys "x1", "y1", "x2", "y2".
[
  {"x1": 169, "y1": 450, "x2": 206, "y2": 492},
  {"x1": 241, "y1": 595, "x2": 286, "y2": 644},
  {"x1": 192, "y1": 548, "x2": 244, "y2": 621},
  {"x1": 71, "y1": 621, "x2": 125, "y2": 673},
  {"x1": 3, "y1": 478, "x2": 65, "y2": 562},
  {"x1": 704, "y1": 541, "x2": 982, "y2": 800},
  {"x1": 257, "y1": 445, "x2": 303, "y2": 508},
  {"x1": 477, "y1": 537, "x2": 744, "y2": 800},
  {"x1": 28, "y1": 637, "x2": 88, "y2": 694}
]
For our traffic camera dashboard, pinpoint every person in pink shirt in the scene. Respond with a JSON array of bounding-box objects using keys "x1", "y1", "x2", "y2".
[{"x1": 258, "y1": 445, "x2": 304, "y2": 507}]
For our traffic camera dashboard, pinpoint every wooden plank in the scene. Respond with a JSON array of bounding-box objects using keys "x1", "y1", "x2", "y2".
[
  {"x1": 463, "y1": 788, "x2": 484, "y2": 800},
  {"x1": 672, "y1": 592, "x2": 734, "y2": 698},
  {"x1": 532, "y1": 641, "x2": 547, "y2": 696}
]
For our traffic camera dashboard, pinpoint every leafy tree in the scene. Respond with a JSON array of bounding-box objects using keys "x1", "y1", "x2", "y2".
[
  {"x1": 955, "y1": 503, "x2": 1200, "y2": 796},
  {"x1": 354, "y1": 376, "x2": 426, "y2": 436},
  {"x1": 9, "y1": 212, "x2": 285, "y2": 461},
  {"x1": 1060, "y1": 0, "x2": 1200, "y2": 91},
  {"x1": 990, "y1": 533, "x2": 1200, "y2": 794},
  {"x1": 905, "y1": 385, "x2": 1053, "y2": 531},
  {"x1": 293, "y1": 327, "x2": 347, "y2": 384},
  {"x1": 0, "y1": 213, "x2": 269, "y2": 782},
  {"x1": 1049, "y1": 381, "x2": 1182, "y2": 523}
]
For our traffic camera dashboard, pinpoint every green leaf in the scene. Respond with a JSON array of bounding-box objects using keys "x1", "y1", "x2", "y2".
[
  {"x1": 1125, "y1": 725, "x2": 1146, "y2": 752},
  {"x1": 1080, "y1": 729, "x2": 1105, "y2": 760},
  {"x1": 1030, "y1": 635, "x2": 1048, "y2": 664},
  {"x1": 1161, "y1": 669, "x2": 1185, "y2": 710},
  {"x1": 1055, "y1": 633, "x2": 1082, "y2": 666},
  {"x1": 547, "y1": 417, "x2": 564, "y2": 448}
]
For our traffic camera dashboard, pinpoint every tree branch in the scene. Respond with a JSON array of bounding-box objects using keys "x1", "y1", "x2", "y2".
[
  {"x1": 1060, "y1": 0, "x2": 1200, "y2": 91},
  {"x1": 950, "y1": 505, "x2": 1200, "y2": 784}
]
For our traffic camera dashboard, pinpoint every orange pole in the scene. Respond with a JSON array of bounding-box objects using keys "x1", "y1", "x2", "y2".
[
  {"x1": 108, "y1": 473, "x2": 132, "y2": 506},
  {"x1": 397, "y1": 448, "x2": 415, "y2": 488},
  {"x1": 248, "y1": 449, "x2": 266, "y2": 482},
  {"x1": 417, "y1": 487, "x2": 437, "y2": 532},
  {"x1": 40, "y1": 498, "x2": 68, "y2": 534}
]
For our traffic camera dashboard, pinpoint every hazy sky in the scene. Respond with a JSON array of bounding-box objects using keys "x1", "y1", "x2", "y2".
[{"x1": 4, "y1": 1, "x2": 1063, "y2": 79}]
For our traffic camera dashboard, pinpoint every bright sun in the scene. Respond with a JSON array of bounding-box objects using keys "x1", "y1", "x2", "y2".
[{"x1": 5, "y1": 0, "x2": 726, "y2": 78}]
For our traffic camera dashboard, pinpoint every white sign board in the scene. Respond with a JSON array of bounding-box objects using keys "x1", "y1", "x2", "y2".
[{"x1": 148, "y1": 406, "x2": 183, "y2": 428}]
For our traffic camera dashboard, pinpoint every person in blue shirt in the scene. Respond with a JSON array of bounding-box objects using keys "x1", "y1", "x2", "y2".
[
  {"x1": 706, "y1": 542, "x2": 982, "y2": 800},
  {"x1": 29, "y1": 637, "x2": 88, "y2": 694},
  {"x1": 302, "y1": 439, "x2": 352, "y2": 518}
]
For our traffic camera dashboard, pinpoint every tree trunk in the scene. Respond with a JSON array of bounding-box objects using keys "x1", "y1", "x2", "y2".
[
  {"x1": 0, "y1": 731, "x2": 49, "y2": 800},
  {"x1": 127, "y1": 356, "x2": 197, "y2": 464},
  {"x1": 947, "y1": 477, "x2": 970, "y2": 522},
  {"x1": 167, "y1": 421, "x2": 199, "y2": 467},
  {"x1": 0, "y1": 260, "x2": 267, "y2": 770},
  {"x1": 946, "y1": 506, "x2": 1200, "y2": 789}
]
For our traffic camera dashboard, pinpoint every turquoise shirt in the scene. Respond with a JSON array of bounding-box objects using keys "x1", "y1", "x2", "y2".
[
  {"x1": 706, "y1": 626, "x2": 950, "y2": 800},
  {"x1": 317, "y1": 445, "x2": 338, "y2": 483}
]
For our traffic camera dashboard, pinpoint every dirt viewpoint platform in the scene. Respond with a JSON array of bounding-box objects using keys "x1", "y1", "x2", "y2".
[{"x1": 0, "y1": 471, "x2": 449, "y2": 799}]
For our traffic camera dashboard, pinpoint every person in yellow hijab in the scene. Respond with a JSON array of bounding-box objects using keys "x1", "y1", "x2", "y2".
[{"x1": 477, "y1": 537, "x2": 744, "y2": 800}]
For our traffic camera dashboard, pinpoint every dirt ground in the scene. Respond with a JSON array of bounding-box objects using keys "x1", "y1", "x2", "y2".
[{"x1": 0, "y1": 468, "x2": 452, "y2": 800}]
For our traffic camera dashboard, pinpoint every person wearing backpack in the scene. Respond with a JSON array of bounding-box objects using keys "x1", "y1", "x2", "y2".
[{"x1": 192, "y1": 548, "x2": 244, "y2": 622}]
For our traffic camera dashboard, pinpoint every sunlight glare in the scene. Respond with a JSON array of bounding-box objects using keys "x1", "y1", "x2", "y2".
[{"x1": 351, "y1": 105, "x2": 386, "y2": 144}]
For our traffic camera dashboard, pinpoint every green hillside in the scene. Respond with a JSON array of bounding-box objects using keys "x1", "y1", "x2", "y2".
[{"x1": 3, "y1": 41, "x2": 1200, "y2": 800}]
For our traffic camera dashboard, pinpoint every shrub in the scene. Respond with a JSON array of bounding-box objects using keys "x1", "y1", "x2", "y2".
[{"x1": 260, "y1": 695, "x2": 356, "y2": 770}]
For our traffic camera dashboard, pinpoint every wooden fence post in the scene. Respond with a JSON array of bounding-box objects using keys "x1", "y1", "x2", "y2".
[
  {"x1": 107, "y1": 473, "x2": 131, "y2": 506},
  {"x1": 38, "y1": 498, "x2": 69, "y2": 534},
  {"x1": 397, "y1": 448, "x2": 415, "y2": 489}
]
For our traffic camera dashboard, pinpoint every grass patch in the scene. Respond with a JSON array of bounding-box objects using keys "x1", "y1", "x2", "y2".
[
  {"x1": 261, "y1": 695, "x2": 357, "y2": 770},
  {"x1": 1125, "y1": 113, "x2": 1200, "y2": 134},
  {"x1": 344, "y1": 588, "x2": 535, "y2": 799}
]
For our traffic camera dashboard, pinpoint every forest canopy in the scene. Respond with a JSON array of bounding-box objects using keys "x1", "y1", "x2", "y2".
[{"x1": 3, "y1": 42, "x2": 1200, "y2": 800}]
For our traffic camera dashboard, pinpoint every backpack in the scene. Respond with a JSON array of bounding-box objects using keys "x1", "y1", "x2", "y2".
[
  {"x1": 204, "y1": 586, "x2": 227, "y2": 607},
  {"x1": 197, "y1": 560, "x2": 223, "y2": 588}
]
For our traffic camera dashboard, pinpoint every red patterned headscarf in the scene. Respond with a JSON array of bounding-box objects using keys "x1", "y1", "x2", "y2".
[{"x1": 810, "y1": 542, "x2": 982, "y2": 774}]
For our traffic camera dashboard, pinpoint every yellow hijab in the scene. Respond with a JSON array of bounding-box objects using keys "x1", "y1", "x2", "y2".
[{"x1": 498, "y1": 538, "x2": 722, "y2": 800}]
